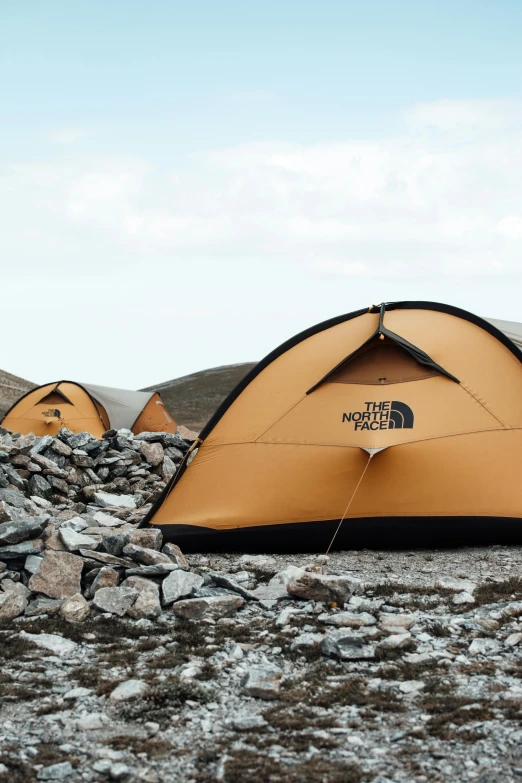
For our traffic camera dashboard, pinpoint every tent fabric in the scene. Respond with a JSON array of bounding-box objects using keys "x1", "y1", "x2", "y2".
[
  {"x1": 144, "y1": 301, "x2": 522, "y2": 550},
  {"x1": 80, "y1": 383, "x2": 156, "y2": 432},
  {"x1": 485, "y1": 318, "x2": 522, "y2": 350},
  {"x1": 1, "y1": 381, "x2": 177, "y2": 437}
]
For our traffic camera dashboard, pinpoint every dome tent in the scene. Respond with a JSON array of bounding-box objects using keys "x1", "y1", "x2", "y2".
[
  {"x1": 1, "y1": 381, "x2": 177, "y2": 438},
  {"x1": 143, "y1": 302, "x2": 522, "y2": 550}
]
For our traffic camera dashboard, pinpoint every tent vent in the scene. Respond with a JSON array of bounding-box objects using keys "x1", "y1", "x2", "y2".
[
  {"x1": 38, "y1": 390, "x2": 72, "y2": 405},
  {"x1": 327, "y1": 338, "x2": 439, "y2": 385}
]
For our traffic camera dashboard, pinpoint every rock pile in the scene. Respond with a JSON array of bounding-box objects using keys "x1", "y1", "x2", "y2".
[{"x1": 0, "y1": 426, "x2": 191, "y2": 510}]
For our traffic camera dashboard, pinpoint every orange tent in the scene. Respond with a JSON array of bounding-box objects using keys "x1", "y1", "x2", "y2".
[
  {"x1": 2, "y1": 381, "x2": 177, "y2": 438},
  {"x1": 144, "y1": 302, "x2": 522, "y2": 550}
]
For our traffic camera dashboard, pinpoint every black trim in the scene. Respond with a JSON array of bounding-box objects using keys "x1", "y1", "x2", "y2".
[
  {"x1": 141, "y1": 300, "x2": 522, "y2": 527},
  {"x1": 154, "y1": 516, "x2": 522, "y2": 552}
]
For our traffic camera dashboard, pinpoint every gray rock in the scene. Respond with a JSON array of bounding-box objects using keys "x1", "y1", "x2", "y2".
[
  {"x1": 59, "y1": 593, "x2": 90, "y2": 623},
  {"x1": 92, "y1": 586, "x2": 138, "y2": 616},
  {"x1": 0, "y1": 590, "x2": 27, "y2": 620},
  {"x1": 78, "y1": 549, "x2": 132, "y2": 567},
  {"x1": 76, "y1": 712, "x2": 107, "y2": 730},
  {"x1": 162, "y1": 570, "x2": 204, "y2": 604},
  {"x1": 128, "y1": 528, "x2": 163, "y2": 551},
  {"x1": 20, "y1": 631, "x2": 77, "y2": 655},
  {"x1": 436, "y1": 576, "x2": 477, "y2": 593},
  {"x1": 60, "y1": 516, "x2": 88, "y2": 532},
  {"x1": 122, "y1": 576, "x2": 161, "y2": 619},
  {"x1": 0, "y1": 515, "x2": 48, "y2": 546},
  {"x1": 0, "y1": 500, "x2": 20, "y2": 523},
  {"x1": 93, "y1": 491, "x2": 136, "y2": 509},
  {"x1": 287, "y1": 572, "x2": 356, "y2": 605},
  {"x1": 67, "y1": 432, "x2": 93, "y2": 449},
  {"x1": 122, "y1": 543, "x2": 171, "y2": 566},
  {"x1": 453, "y1": 590, "x2": 475, "y2": 605},
  {"x1": 208, "y1": 571, "x2": 259, "y2": 601},
  {"x1": 37, "y1": 761, "x2": 74, "y2": 780},
  {"x1": 230, "y1": 714, "x2": 268, "y2": 731},
  {"x1": 29, "y1": 550, "x2": 83, "y2": 598},
  {"x1": 242, "y1": 665, "x2": 282, "y2": 700},
  {"x1": 321, "y1": 611, "x2": 376, "y2": 628},
  {"x1": 24, "y1": 554, "x2": 43, "y2": 574},
  {"x1": 109, "y1": 679, "x2": 149, "y2": 703},
  {"x1": 25, "y1": 597, "x2": 64, "y2": 617},
  {"x1": 162, "y1": 542, "x2": 190, "y2": 569},
  {"x1": 102, "y1": 532, "x2": 131, "y2": 556},
  {"x1": 172, "y1": 595, "x2": 244, "y2": 620},
  {"x1": 109, "y1": 763, "x2": 131, "y2": 781},
  {"x1": 28, "y1": 474, "x2": 52, "y2": 499},
  {"x1": 0, "y1": 538, "x2": 44, "y2": 559},
  {"x1": 376, "y1": 632, "x2": 412, "y2": 651},
  {"x1": 59, "y1": 527, "x2": 100, "y2": 551},
  {"x1": 92, "y1": 510, "x2": 122, "y2": 527},
  {"x1": 238, "y1": 554, "x2": 278, "y2": 576},
  {"x1": 469, "y1": 638, "x2": 501, "y2": 656},
  {"x1": 290, "y1": 632, "x2": 324, "y2": 652},
  {"x1": 321, "y1": 631, "x2": 376, "y2": 660}
]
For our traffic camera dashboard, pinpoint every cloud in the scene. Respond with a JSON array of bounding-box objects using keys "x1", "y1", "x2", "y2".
[
  {"x1": 48, "y1": 128, "x2": 94, "y2": 145},
  {"x1": 3, "y1": 99, "x2": 522, "y2": 282}
]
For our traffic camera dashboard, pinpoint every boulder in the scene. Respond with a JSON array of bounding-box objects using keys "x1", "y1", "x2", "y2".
[
  {"x1": 0, "y1": 590, "x2": 27, "y2": 620},
  {"x1": 162, "y1": 543, "x2": 190, "y2": 569},
  {"x1": 128, "y1": 527, "x2": 162, "y2": 551},
  {"x1": 93, "y1": 492, "x2": 136, "y2": 509},
  {"x1": 162, "y1": 570, "x2": 204, "y2": 604},
  {"x1": 287, "y1": 572, "x2": 356, "y2": 605},
  {"x1": 92, "y1": 586, "x2": 138, "y2": 616},
  {"x1": 25, "y1": 597, "x2": 64, "y2": 617},
  {"x1": 321, "y1": 611, "x2": 376, "y2": 628},
  {"x1": 109, "y1": 679, "x2": 149, "y2": 703},
  {"x1": 59, "y1": 593, "x2": 90, "y2": 623},
  {"x1": 0, "y1": 515, "x2": 48, "y2": 546},
  {"x1": 59, "y1": 528, "x2": 100, "y2": 552},
  {"x1": 321, "y1": 631, "x2": 376, "y2": 660},
  {"x1": 122, "y1": 576, "x2": 161, "y2": 619},
  {"x1": 122, "y1": 543, "x2": 171, "y2": 566},
  {"x1": 242, "y1": 666, "x2": 282, "y2": 700},
  {"x1": 88, "y1": 567, "x2": 120, "y2": 596},
  {"x1": 28, "y1": 475, "x2": 52, "y2": 500},
  {"x1": 172, "y1": 595, "x2": 244, "y2": 620},
  {"x1": 20, "y1": 631, "x2": 77, "y2": 655},
  {"x1": 29, "y1": 550, "x2": 83, "y2": 599},
  {"x1": 0, "y1": 539, "x2": 44, "y2": 559},
  {"x1": 140, "y1": 442, "x2": 164, "y2": 467}
]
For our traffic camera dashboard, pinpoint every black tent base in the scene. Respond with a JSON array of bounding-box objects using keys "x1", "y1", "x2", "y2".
[{"x1": 153, "y1": 516, "x2": 522, "y2": 554}]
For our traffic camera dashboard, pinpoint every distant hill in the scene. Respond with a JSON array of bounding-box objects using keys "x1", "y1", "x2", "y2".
[
  {"x1": 142, "y1": 362, "x2": 257, "y2": 432},
  {"x1": 0, "y1": 369, "x2": 36, "y2": 419}
]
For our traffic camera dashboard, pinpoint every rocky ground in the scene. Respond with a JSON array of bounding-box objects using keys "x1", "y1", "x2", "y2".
[{"x1": 1, "y1": 430, "x2": 522, "y2": 782}]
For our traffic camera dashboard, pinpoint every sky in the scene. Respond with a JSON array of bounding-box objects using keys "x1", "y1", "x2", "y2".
[{"x1": 1, "y1": 0, "x2": 522, "y2": 389}]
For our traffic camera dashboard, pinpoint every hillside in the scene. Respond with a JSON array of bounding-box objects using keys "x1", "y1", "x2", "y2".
[
  {"x1": 0, "y1": 368, "x2": 36, "y2": 419},
  {"x1": 142, "y1": 362, "x2": 257, "y2": 432}
]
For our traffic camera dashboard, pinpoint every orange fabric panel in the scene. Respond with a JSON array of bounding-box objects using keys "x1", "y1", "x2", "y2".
[
  {"x1": 259, "y1": 375, "x2": 505, "y2": 449},
  {"x1": 132, "y1": 393, "x2": 177, "y2": 435},
  {"x1": 205, "y1": 311, "x2": 379, "y2": 445},
  {"x1": 152, "y1": 430, "x2": 522, "y2": 530},
  {"x1": 385, "y1": 309, "x2": 522, "y2": 427}
]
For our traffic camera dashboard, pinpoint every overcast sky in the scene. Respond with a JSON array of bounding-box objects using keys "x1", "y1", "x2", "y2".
[{"x1": 2, "y1": 0, "x2": 522, "y2": 389}]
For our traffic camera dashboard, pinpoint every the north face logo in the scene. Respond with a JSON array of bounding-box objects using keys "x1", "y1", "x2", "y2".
[
  {"x1": 342, "y1": 401, "x2": 414, "y2": 431},
  {"x1": 42, "y1": 408, "x2": 61, "y2": 419}
]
